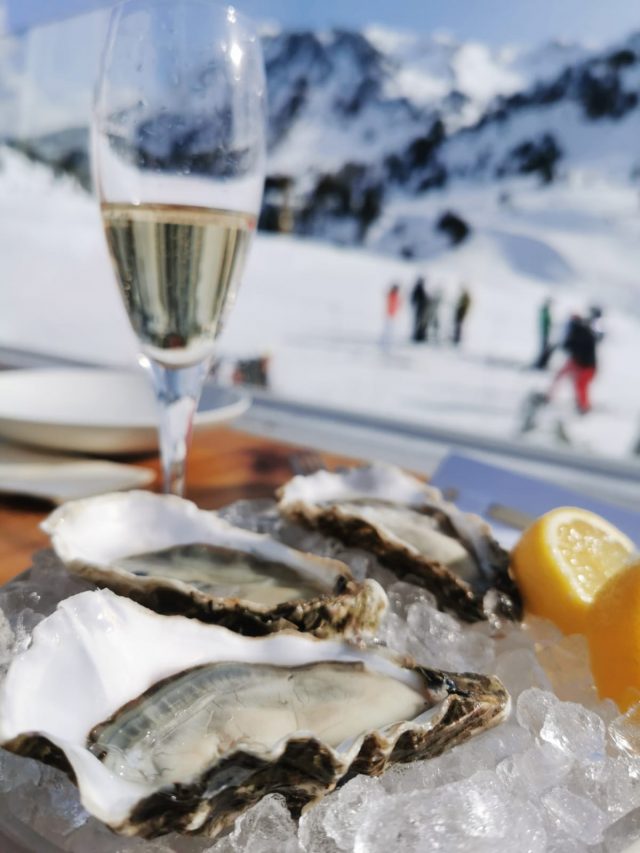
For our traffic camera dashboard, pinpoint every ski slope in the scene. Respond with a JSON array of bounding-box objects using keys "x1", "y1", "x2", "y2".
[{"x1": 0, "y1": 148, "x2": 638, "y2": 459}]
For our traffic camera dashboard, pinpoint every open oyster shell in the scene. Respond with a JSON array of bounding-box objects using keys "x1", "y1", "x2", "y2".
[
  {"x1": 42, "y1": 491, "x2": 387, "y2": 638},
  {"x1": 0, "y1": 590, "x2": 510, "y2": 840},
  {"x1": 277, "y1": 464, "x2": 522, "y2": 623}
]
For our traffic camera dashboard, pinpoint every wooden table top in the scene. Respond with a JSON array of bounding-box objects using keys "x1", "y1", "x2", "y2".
[{"x1": 0, "y1": 427, "x2": 359, "y2": 587}]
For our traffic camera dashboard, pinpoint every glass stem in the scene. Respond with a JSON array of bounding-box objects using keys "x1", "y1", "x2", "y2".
[{"x1": 148, "y1": 359, "x2": 210, "y2": 496}]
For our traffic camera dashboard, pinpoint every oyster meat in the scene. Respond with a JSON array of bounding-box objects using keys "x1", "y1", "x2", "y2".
[
  {"x1": 277, "y1": 464, "x2": 521, "y2": 622},
  {"x1": 42, "y1": 490, "x2": 387, "y2": 638},
  {"x1": 0, "y1": 589, "x2": 509, "y2": 840}
]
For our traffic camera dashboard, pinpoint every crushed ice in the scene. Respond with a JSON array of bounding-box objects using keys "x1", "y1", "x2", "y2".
[{"x1": 0, "y1": 525, "x2": 639, "y2": 851}]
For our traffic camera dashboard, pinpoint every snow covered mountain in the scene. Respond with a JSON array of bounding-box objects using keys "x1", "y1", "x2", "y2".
[
  {"x1": 260, "y1": 27, "x2": 640, "y2": 250},
  {"x1": 4, "y1": 22, "x2": 640, "y2": 303},
  {"x1": 263, "y1": 27, "x2": 592, "y2": 174}
]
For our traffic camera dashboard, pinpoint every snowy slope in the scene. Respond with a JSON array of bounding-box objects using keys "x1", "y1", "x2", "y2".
[
  {"x1": 369, "y1": 176, "x2": 640, "y2": 315},
  {"x1": 0, "y1": 148, "x2": 138, "y2": 366},
  {"x1": 223, "y1": 232, "x2": 640, "y2": 458},
  {"x1": 3, "y1": 21, "x2": 640, "y2": 459},
  {"x1": 1, "y1": 146, "x2": 638, "y2": 460}
]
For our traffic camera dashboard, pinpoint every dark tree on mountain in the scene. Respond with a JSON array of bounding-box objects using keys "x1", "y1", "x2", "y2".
[
  {"x1": 384, "y1": 153, "x2": 408, "y2": 183},
  {"x1": 578, "y1": 69, "x2": 638, "y2": 119},
  {"x1": 498, "y1": 133, "x2": 562, "y2": 184},
  {"x1": 436, "y1": 211, "x2": 471, "y2": 246},
  {"x1": 384, "y1": 119, "x2": 446, "y2": 189},
  {"x1": 312, "y1": 173, "x2": 351, "y2": 215},
  {"x1": 607, "y1": 48, "x2": 637, "y2": 70},
  {"x1": 407, "y1": 119, "x2": 445, "y2": 168},
  {"x1": 417, "y1": 164, "x2": 447, "y2": 192},
  {"x1": 297, "y1": 162, "x2": 382, "y2": 240},
  {"x1": 358, "y1": 184, "x2": 384, "y2": 239}
]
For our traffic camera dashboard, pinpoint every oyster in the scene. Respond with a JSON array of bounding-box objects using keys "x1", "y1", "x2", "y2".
[
  {"x1": 42, "y1": 490, "x2": 386, "y2": 638},
  {"x1": 277, "y1": 464, "x2": 521, "y2": 623},
  {"x1": 0, "y1": 589, "x2": 509, "y2": 839}
]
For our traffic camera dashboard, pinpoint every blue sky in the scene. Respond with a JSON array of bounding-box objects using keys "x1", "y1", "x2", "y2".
[{"x1": 6, "y1": 0, "x2": 640, "y2": 46}]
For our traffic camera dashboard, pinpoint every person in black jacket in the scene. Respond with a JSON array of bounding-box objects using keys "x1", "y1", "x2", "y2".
[
  {"x1": 548, "y1": 308, "x2": 602, "y2": 413},
  {"x1": 410, "y1": 277, "x2": 430, "y2": 342}
]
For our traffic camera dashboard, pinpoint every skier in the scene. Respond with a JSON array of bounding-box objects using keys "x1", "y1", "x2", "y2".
[
  {"x1": 548, "y1": 307, "x2": 602, "y2": 414},
  {"x1": 452, "y1": 286, "x2": 471, "y2": 346},
  {"x1": 410, "y1": 277, "x2": 430, "y2": 342},
  {"x1": 533, "y1": 298, "x2": 554, "y2": 369},
  {"x1": 381, "y1": 283, "x2": 402, "y2": 350}
]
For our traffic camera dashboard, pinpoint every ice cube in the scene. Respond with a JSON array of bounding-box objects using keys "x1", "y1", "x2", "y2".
[
  {"x1": 492, "y1": 618, "x2": 538, "y2": 654},
  {"x1": 537, "y1": 634, "x2": 599, "y2": 706},
  {"x1": 446, "y1": 724, "x2": 533, "y2": 778},
  {"x1": 379, "y1": 757, "x2": 450, "y2": 795},
  {"x1": 222, "y1": 794, "x2": 302, "y2": 853},
  {"x1": 541, "y1": 786, "x2": 608, "y2": 845},
  {"x1": 216, "y1": 498, "x2": 280, "y2": 535},
  {"x1": 524, "y1": 616, "x2": 564, "y2": 648},
  {"x1": 0, "y1": 609, "x2": 15, "y2": 677},
  {"x1": 602, "y1": 805, "x2": 640, "y2": 852},
  {"x1": 407, "y1": 599, "x2": 461, "y2": 648},
  {"x1": 12, "y1": 607, "x2": 45, "y2": 655},
  {"x1": 540, "y1": 701, "x2": 606, "y2": 763},
  {"x1": 497, "y1": 742, "x2": 573, "y2": 797},
  {"x1": 609, "y1": 704, "x2": 640, "y2": 758},
  {"x1": 516, "y1": 688, "x2": 559, "y2": 736},
  {"x1": 298, "y1": 796, "x2": 342, "y2": 853},
  {"x1": 386, "y1": 581, "x2": 438, "y2": 617},
  {"x1": 406, "y1": 600, "x2": 494, "y2": 671},
  {"x1": 323, "y1": 775, "x2": 386, "y2": 850},
  {"x1": 22, "y1": 550, "x2": 93, "y2": 615},
  {"x1": 495, "y1": 648, "x2": 552, "y2": 699},
  {"x1": 354, "y1": 771, "x2": 546, "y2": 853},
  {"x1": 600, "y1": 755, "x2": 640, "y2": 819},
  {"x1": 376, "y1": 610, "x2": 411, "y2": 656}
]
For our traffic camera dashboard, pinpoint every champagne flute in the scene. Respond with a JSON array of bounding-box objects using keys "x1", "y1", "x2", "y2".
[{"x1": 92, "y1": 0, "x2": 265, "y2": 495}]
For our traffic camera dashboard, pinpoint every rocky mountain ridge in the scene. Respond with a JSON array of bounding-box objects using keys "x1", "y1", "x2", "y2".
[
  {"x1": 260, "y1": 28, "x2": 640, "y2": 248},
  {"x1": 5, "y1": 25, "x2": 640, "y2": 256}
]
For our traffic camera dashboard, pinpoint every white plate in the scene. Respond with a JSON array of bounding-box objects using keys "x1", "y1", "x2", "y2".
[{"x1": 0, "y1": 369, "x2": 250, "y2": 456}]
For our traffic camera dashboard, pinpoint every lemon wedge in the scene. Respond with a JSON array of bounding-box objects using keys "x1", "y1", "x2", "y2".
[
  {"x1": 587, "y1": 559, "x2": 640, "y2": 711},
  {"x1": 511, "y1": 507, "x2": 635, "y2": 635}
]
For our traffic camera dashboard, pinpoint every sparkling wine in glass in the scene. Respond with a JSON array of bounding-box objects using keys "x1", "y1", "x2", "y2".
[{"x1": 93, "y1": 0, "x2": 266, "y2": 495}]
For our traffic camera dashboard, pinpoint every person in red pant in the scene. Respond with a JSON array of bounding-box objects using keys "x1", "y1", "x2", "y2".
[
  {"x1": 548, "y1": 308, "x2": 602, "y2": 413},
  {"x1": 381, "y1": 283, "x2": 402, "y2": 350}
]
